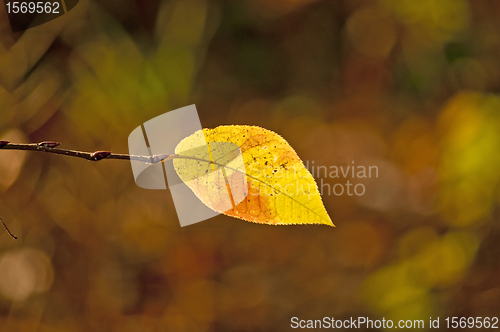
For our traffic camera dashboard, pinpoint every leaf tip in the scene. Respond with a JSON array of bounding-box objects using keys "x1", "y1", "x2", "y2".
[{"x1": 320, "y1": 220, "x2": 335, "y2": 227}]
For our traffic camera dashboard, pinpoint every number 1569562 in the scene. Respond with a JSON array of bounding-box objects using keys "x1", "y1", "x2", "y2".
[{"x1": 5, "y1": 2, "x2": 60, "y2": 14}]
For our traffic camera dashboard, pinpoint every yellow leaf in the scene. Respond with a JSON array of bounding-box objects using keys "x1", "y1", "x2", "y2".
[{"x1": 173, "y1": 125, "x2": 334, "y2": 226}]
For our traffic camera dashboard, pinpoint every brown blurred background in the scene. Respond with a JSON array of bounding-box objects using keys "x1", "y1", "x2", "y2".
[{"x1": 1, "y1": 0, "x2": 500, "y2": 331}]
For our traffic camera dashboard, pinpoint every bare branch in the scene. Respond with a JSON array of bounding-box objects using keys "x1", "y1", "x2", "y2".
[
  {"x1": 0, "y1": 141, "x2": 176, "y2": 163},
  {"x1": 0, "y1": 141, "x2": 180, "y2": 240},
  {"x1": 1, "y1": 218, "x2": 17, "y2": 240}
]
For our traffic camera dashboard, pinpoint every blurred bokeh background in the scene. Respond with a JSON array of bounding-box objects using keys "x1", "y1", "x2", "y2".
[{"x1": 1, "y1": 0, "x2": 500, "y2": 330}]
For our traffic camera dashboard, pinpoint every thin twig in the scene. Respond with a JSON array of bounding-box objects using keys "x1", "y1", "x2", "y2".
[
  {"x1": 1, "y1": 218, "x2": 17, "y2": 239},
  {"x1": 0, "y1": 141, "x2": 179, "y2": 240},
  {"x1": 0, "y1": 141, "x2": 176, "y2": 163}
]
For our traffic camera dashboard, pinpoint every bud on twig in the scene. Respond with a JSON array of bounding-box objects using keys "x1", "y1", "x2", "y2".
[
  {"x1": 90, "y1": 151, "x2": 111, "y2": 161},
  {"x1": 38, "y1": 141, "x2": 61, "y2": 148}
]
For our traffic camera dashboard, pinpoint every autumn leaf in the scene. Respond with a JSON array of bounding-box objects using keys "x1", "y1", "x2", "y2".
[{"x1": 173, "y1": 125, "x2": 334, "y2": 226}]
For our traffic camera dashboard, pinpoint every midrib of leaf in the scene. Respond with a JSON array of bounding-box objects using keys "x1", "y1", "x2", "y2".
[{"x1": 173, "y1": 143, "x2": 330, "y2": 224}]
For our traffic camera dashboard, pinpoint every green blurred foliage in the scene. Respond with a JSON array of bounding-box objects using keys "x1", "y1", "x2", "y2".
[{"x1": 1, "y1": 0, "x2": 500, "y2": 331}]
